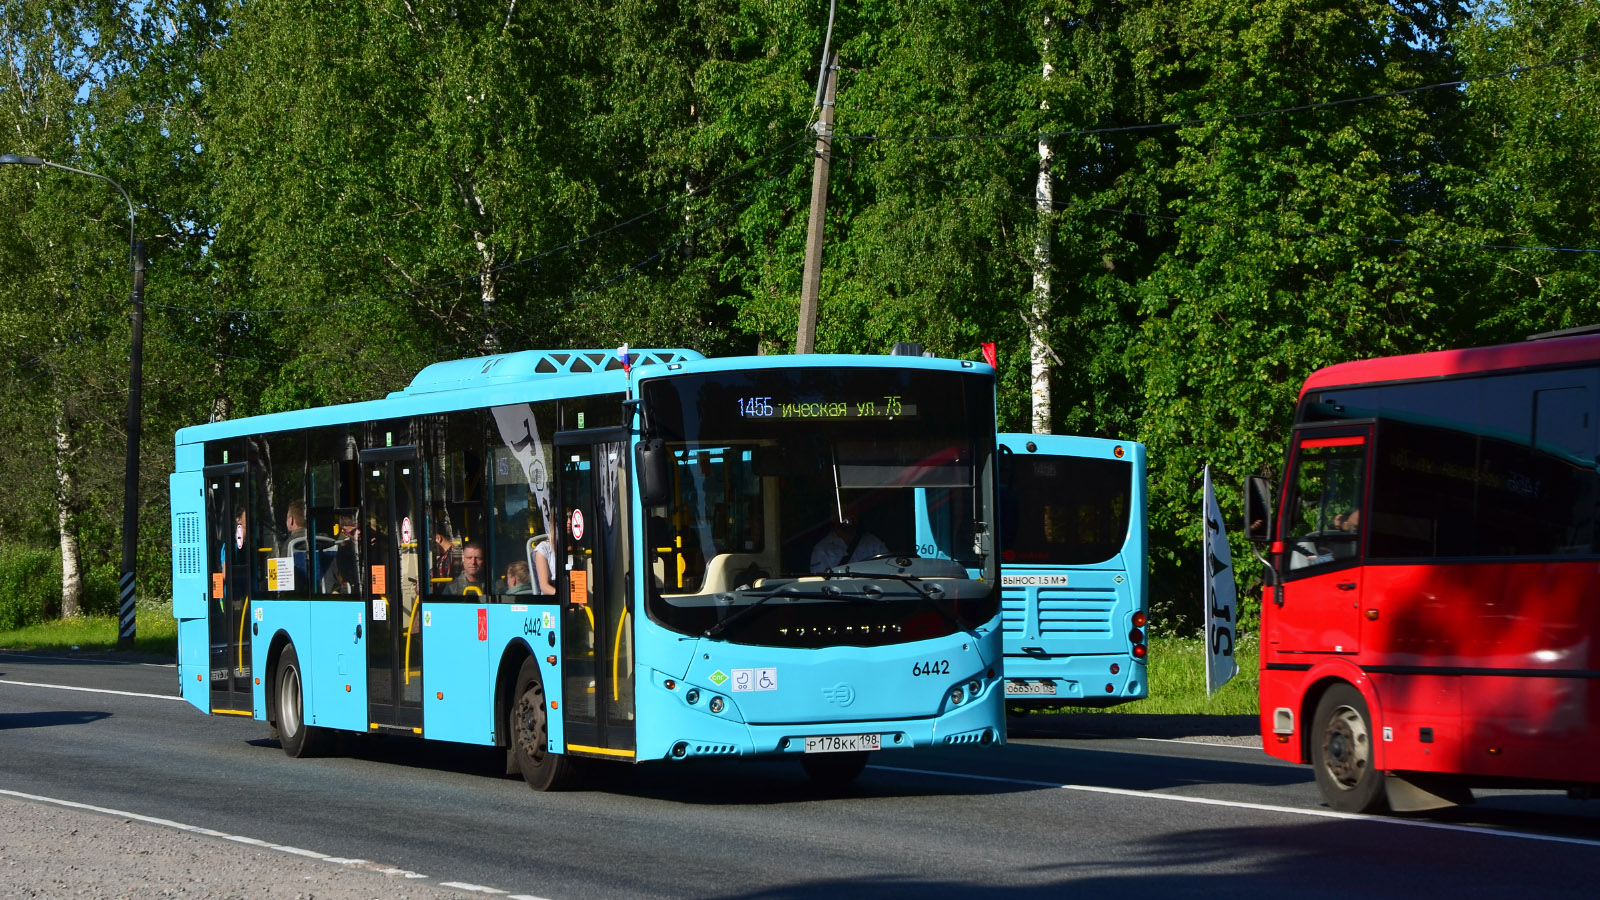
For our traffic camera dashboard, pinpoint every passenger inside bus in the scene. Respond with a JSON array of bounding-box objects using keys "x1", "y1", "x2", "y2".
[
  {"x1": 448, "y1": 543, "x2": 488, "y2": 595},
  {"x1": 504, "y1": 560, "x2": 533, "y2": 595}
]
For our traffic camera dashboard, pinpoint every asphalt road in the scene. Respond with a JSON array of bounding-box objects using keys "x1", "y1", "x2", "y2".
[{"x1": 3, "y1": 650, "x2": 1599, "y2": 899}]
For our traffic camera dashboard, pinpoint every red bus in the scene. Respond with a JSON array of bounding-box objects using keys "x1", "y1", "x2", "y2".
[{"x1": 1245, "y1": 330, "x2": 1600, "y2": 813}]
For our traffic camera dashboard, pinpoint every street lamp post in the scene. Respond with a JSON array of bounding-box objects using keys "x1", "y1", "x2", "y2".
[{"x1": 1, "y1": 153, "x2": 145, "y2": 649}]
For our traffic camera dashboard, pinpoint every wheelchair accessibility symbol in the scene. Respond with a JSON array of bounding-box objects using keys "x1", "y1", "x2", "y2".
[{"x1": 731, "y1": 667, "x2": 777, "y2": 692}]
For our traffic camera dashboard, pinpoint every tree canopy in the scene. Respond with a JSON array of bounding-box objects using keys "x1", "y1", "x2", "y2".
[{"x1": 2, "y1": 0, "x2": 1597, "y2": 631}]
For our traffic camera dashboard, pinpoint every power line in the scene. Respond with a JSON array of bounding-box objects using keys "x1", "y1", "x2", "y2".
[{"x1": 836, "y1": 53, "x2": 1599, "y2": 144}]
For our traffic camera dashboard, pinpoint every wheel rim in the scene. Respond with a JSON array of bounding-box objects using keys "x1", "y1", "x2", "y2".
[
  {"x1": 1320, "y1": 704, "x2": 1370, "y2": 790},
  {"x1": 513, "y1": 688, "x2": 547, "y2": 767},
  {"x1": 279, "y1": 665, "x2": 302, "y2": 739}
]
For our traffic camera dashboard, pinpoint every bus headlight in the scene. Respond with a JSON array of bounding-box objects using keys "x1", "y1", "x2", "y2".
[{"x1": 949, "y1": 687, "x2": 965, "y2": 706}]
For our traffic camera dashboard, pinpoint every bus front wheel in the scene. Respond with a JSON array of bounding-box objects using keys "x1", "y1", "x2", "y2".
[
  {"x1": 275, "y1": 645, "x2": 330, "y2": 758},
  {"x1": 1311, "y1": 683, "x2": 1387, "y2": 813},
  {"x1": 509, "y1": 658, "x2": 579, "y2": 791}
]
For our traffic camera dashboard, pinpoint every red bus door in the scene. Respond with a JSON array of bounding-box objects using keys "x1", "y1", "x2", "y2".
[{"x1": 1270, "y1": 427, "x2": 1371, "y2": 655}]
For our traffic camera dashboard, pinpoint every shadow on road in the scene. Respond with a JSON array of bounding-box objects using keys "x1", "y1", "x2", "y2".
[{"x1": 0, "y1": 710, "x2": 111, "y2": 730}]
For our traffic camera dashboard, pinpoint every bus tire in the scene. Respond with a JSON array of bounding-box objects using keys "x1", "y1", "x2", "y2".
[
  {"x1": 509, "y1": 657, "x2": 579, "y2": 791},
  {"x1": 276, "y1": 645, "x2": 330, "y2": 758},
  {"x1": 1311, "y1": 683, "x2": 1387, "y2": 813},
  {"x1": 801, "y1": 751, "x2": 870, "y2": 790}
]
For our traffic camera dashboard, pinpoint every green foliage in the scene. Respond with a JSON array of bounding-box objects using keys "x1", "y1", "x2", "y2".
[{"x1": 0, "y1": 545, "x2": 61, "y2": 630}]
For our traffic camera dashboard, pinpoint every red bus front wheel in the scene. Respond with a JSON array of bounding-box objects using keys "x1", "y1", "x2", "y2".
[{"x1": 1311, "y1": 683, "x2": 1387, "y2": 814}]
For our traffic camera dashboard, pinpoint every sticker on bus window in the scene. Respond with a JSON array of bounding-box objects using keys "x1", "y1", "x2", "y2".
[
  {"x1": 401, "y1": 516, "x2": 413, "y2": 545},
  {"x1": 211, "y1": 573, "x2": 224, "y2": 599},
  {"x1": 571, "y1": 508, "x2": 585, "y2": 541},
  {"x1": 267, "y1": 557, "x2": 295, "y2": 592},
  {"x1": 373, "y1": 597, "x2": 387, "y2": 621},
  {"x1": 235, "y1": 522, "x2": 244, "y2": 549},
  {"x1": 371, "y1": 565, "x2": 387, "y2": 595},
  {"x1": 731, "y1": 668, "x2": 777, "y2": 692},
  {"x1": 569, "y1": 568, "x2": 588, "y2": 605}
]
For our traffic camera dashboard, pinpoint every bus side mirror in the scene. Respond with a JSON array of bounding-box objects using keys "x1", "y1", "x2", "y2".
[
  {"x1": 1244, "y1": 475, "x2": 1273, "y2": 545},
  {"x1": 636, "y1": 439, "x2": 670, "y2": 506}
]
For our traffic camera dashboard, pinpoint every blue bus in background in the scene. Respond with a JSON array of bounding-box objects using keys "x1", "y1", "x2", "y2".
[
  {"x1": 171, "y1": 349, "x2": 1005, "y2": 790},
  {"x1": 997, "y1": 434, "x2": 1148, "y2": 710}
]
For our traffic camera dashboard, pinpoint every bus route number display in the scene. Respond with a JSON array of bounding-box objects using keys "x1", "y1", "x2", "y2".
[{"x1": 737, "y1": 395, "x2": 914, "y2": 420}]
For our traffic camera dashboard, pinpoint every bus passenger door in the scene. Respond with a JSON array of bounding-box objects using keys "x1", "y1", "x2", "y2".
[
  {"x1": 204, "y1": 464, "x2": 253, "y2": 715},
  {"x1": 555, "y1": 429, "x2": 636, "y2": 759},
  {"x1": 1272, "y1": 427, "x2": 1371, "y2": 655},
  {"x1": 362, "y1": 450, "x2": 424, "y2": 733}
]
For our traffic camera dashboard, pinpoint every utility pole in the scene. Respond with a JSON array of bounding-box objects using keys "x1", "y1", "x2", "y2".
[
  {"x1": 119, "y1": 240, "x2": 145, "y2": 648},
  {"x1": 796, "y1": 51, "x2": 838, "y2": 355}
]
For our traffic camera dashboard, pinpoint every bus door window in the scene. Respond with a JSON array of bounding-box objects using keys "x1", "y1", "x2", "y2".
[
  {"x1": 204, "y1": 462, "x2": 252, "y2": 714},
  {"x1": 421, "y1": 412, "x2": 487, "y2": 599},
  {"x1": 557, "y1": 430, "x2": 636, "y2": 755},
  {"x1": 1276, "y1": 430, "x2": 1370, "y2": 654},
  {"x1": 363, "y1": 452, "x2": 424, "y2": 730}
]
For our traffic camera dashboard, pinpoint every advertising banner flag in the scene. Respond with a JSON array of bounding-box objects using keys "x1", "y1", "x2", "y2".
[{"x1": 1202, "y1": 465, "x2": 1239, "y2": 695}]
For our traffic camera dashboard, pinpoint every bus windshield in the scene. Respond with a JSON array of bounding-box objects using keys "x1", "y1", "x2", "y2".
[{"x1": 639, "y1": 366, "x2": 998, "y2": 647}]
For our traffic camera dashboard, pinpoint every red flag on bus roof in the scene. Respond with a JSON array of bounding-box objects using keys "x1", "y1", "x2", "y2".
[{"x1": 981, "y1": 342, "x2": 997, "y2": 368}]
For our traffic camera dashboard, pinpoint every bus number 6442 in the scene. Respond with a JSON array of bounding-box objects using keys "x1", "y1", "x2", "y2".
[{"x1": 912, "y1": 659, "x2": 949, "y2": 677}]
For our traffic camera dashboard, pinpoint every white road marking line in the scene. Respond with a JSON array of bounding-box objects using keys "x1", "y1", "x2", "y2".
[
  {"x1": 0, "y1": 789, "x2": 542, "y2": 895},
  {"x1": 871, "y1": 766, "x2": 1600, "y2": 848},
  {"x1": 0, "y1": 678, "x2": 181, "y2": 702}
]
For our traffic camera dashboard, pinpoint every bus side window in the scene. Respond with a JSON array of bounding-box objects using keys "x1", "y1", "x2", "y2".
[{"x1": 1284, "y1": 440, "x2": 1366, "y2": 572}]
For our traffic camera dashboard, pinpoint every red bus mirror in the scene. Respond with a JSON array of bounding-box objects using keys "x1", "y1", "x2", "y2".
[{"x1": 1244, "y1": 475, "x2": 1273, "y2": 545}]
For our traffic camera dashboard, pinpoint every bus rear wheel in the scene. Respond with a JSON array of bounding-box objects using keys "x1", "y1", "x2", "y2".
[
  {"x1": 275, "y1": 645, "x2": 330, "y2": 758},
  {"x1": 509, "y1": 657, "x2": 579, "y2": 791},
  {"x1": 802, "y1": 751, "x2": 870, "y2": 790},
  {"x1": 1311, "y1": 683, "x2": 1387, "y2": 813}
]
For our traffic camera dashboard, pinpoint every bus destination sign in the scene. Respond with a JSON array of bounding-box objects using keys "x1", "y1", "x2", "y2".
[{"x1": 737, "y1": 395, "x2": 916, "y2": 420}]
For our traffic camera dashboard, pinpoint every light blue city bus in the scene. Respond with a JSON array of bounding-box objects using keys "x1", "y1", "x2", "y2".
[
  {"x1": 996, "y1": 434, "x2": 1148, "y2": 710},
  {"x1": 170, "y1": 348, "x2": 1005, "y2": 789}
]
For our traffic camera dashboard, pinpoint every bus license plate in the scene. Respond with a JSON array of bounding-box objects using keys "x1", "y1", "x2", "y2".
[
  {"x1": 804, "y1": 733, "x2": 881, "y2": 754},
  {"x1": 1006, "y1": 679, "x2": 1057, "y2": 696}
]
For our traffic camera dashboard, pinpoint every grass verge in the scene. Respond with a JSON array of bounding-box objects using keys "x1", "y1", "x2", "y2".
[
  {"x1": 1039, "y1": 633, "x2": 1259, "y2": 717},
  {"x1": 0, "y1": 613, "x2": 177, "y2": 658}
]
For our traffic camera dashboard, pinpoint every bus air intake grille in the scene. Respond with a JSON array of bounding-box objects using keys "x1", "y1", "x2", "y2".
[
  {"x1": 1038, "y1": 588, "x2": 1117, "y2": 635},
  {"x1": 687, "y1": 743, "x2": 740, "y2": 757},
  {"x1": 942, "y1": 728, "x2": 996, "y2": 746}
]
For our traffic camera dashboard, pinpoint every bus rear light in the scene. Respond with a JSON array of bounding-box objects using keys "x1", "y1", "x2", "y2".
[
  {"x1": 1105, "y1": 683, "x2": 1115, "y2": 693},
  {"x1": 1132, "y1": 611, "x2": 1146, "y2": 628},
  {"x1": 1110, "y1": 663, "x2": 1120, "y2": 675},
  {"x1": 1132, "y1": 644, "x2": 1147, "y2": 660},
  {"x1": 1129, "y1": 628, "x2": 1144, "y2": 644}
]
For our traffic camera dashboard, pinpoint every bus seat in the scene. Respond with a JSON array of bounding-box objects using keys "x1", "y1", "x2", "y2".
[{"x1": 700, "y1": 553, "x2": 772, "y2": 594}]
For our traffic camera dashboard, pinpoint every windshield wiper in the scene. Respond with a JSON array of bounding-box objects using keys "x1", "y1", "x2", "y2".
[
  {"x1": 702, "y1": 583, "x2": 866, "y2": 639},
  {"x1": 828, "y1": 571, "x2": 975, "y2": 637}
]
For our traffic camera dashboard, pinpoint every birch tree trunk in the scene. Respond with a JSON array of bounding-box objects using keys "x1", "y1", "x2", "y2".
[
  {"x1": 1029, "y1": 18, "x2": 1055, "y2": 435},
  {"x1": 53, "y1": 394, "x2": 83, "y2": 618}
]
